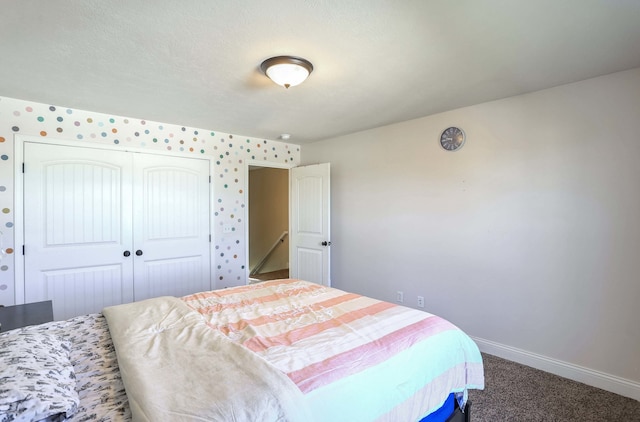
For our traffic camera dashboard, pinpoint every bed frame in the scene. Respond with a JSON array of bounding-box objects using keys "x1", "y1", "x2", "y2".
[
  {"x1": 1, "y1": 279, "x2": 484, "y2": 422},
  {"x1": 420, "y1": 394, "x2": 471, "y2": 422},
  {"x1": 447, "y1": 400, "x2": 471, "y2": 422}
]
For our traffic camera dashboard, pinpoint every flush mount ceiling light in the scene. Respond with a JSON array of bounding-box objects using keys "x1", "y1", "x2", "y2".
[{"x1": 260, "y1": 56, "x2": 313, "y2": 89}]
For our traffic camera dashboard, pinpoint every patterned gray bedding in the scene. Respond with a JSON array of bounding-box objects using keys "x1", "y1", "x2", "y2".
[{"x1": 0, "y1": 314, "x2": 130, "y2": 421}]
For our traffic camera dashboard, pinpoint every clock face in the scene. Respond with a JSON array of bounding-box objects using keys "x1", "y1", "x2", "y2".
[{"x1": 439, "y1": 127, "x2": 465, "y2": 151}]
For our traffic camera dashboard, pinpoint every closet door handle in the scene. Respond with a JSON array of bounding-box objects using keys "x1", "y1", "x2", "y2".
[
  {"x1": 123, "y1": 250, "x2": 131, "y2": 257},
  {"x1": 135, "y1": 250, "x2": 143, "y2": 256},
  {"x1": 321, "y1": 241, "x2": 332, "y2": 246}
]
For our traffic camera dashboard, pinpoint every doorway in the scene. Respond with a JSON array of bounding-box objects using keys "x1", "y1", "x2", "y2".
[
  {"x1": 245, "y1": 162, "x2": 331, "y2": 286},
  {"x1": 248, "y1": 165, "x2": 289, "y2": 282}
]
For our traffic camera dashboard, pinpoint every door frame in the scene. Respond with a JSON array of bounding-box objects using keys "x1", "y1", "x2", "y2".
[
  {"x1": 13, "y1": 134, "x2": 215, "y2": 305},
  {"x1": 244, "y1": 160, "x2": 295, "y2": 283}
]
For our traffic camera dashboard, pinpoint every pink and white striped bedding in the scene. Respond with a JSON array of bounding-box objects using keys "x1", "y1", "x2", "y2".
[{"x1": 182, "y1": 279, "x2": 484, "y2": 421}]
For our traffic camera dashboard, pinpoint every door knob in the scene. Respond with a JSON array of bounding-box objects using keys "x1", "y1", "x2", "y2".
[
  {"x1": 123, "y1": 250, "x2": 131, "y2": 257},
  {"x1": 321, "y1": 241, "x2": 332, "y2": 246},
  {"x1": 135, "y1": 250, "x2": 143, "y2": 256}
]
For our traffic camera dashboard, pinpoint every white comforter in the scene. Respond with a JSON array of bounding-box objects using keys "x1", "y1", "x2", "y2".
[{"x1": 103, "y1": 296, "x2": 313, "y2": 422}]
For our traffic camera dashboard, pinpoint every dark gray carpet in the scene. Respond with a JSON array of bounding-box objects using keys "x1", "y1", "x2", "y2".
[
  {"x1": 469, "y1": 353, "x2": 640, "y2": 422},
  {"x1": 468, "y1": 353, "x2": 640, "y2": 421}
]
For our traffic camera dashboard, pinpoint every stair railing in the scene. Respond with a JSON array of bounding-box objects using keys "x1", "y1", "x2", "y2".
[{"x1": 250, "y1": 231, "x2": 288, "y2": 276}]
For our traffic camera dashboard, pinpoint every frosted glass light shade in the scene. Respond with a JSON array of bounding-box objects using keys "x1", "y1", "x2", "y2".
[
  {"x1": 261, "y1": 56, "x2": 313, "y2": 89},
  {"x1": 265, "y1": 63, "x2": 309, "y2": 88}
]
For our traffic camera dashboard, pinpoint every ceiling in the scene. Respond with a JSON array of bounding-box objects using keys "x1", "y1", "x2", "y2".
[{"x1": 2, "y1": 1, "x2": 640, "y2": 145}]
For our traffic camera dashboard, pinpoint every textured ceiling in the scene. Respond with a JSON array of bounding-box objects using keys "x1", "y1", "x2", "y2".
[{"x1": 2, "y1": 1, "x2": 640, "y2": 144}]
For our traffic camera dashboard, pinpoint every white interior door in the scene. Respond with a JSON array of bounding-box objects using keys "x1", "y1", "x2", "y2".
[
  {"x1": 23, "y1": 141, "x2": 212, "y2": 320},
  {"x1": 290, "y1": 163, "x2": 331, "y2": 286},
  {"x1": 24, "y1": 142, "x2": 134, "y2": 320},
  {"x1": 132, "y1": 153, "x2": 211, "y2": 301}
]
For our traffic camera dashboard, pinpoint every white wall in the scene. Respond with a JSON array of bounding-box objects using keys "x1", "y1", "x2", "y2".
[
  {"x1": 0, "y1": 96, "x2": 301, "y2": 306},
  {"x1": 302, "y1": 68, "x2": 640, "y2": 394}
]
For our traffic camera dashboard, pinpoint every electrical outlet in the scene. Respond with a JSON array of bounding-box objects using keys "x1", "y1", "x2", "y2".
[
  {"x1": 396, "y1": 291, "x2": 404, "y2": 303},
  {"x1": 417, "y1": 296, "x2": 425, "y2": 308}
]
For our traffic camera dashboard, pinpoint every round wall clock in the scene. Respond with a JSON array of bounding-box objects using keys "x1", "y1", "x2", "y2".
[{"x1": 439, "y1": 126, "x2": 465, "y2": 151}]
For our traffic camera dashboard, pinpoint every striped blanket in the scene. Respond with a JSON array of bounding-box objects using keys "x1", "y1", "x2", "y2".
[
  {"x1": 182, "y1": 279, "x2": 484, "y2": 421},
  {"x1": 104, "y1": 295, "x2": 313, "y2": 422}
]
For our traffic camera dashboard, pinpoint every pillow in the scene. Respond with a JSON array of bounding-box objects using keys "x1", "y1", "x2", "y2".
[{"x1": 0, "y1": 331, "x2": 79, "y2": 422}]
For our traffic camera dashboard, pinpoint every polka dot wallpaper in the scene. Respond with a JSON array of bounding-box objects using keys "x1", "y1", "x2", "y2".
[{"x1": 0, "y1": 96, "x2": 300, "y2": 306}]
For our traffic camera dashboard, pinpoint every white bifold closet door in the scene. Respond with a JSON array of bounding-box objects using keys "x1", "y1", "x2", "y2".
[
  {"x1": 23, "y1": 142, "x2": 211, "y2": 320},
  {"x1": 131, "y1": 153, "x2": 210, "y2": 301}
]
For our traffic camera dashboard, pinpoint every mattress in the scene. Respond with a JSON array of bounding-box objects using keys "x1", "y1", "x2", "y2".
[
  {"x1": 1, "y1": 279, "x2": 484, "y2": 421},
  {"x1": 182, "y1": 279, "x2": 484, "y2": 421}
]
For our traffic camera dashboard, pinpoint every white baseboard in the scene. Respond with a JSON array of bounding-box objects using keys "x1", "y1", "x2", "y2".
[{"x1": 471, "y1": 336, "x2": 640, "y2": 402}]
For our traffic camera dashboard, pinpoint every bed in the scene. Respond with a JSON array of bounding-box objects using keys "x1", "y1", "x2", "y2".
[{"x1": 0, "y1": 279, "x2": 484, "y2": 422}]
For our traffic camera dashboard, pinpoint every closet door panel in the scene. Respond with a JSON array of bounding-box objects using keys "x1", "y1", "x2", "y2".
[
  {"x1": 132, "y1": 154, "x2": 211, "y2": 301},
  {"x1": 23, "y1": 142, "x2": 134, "y2": 320},
  {"x1": 40, "y1": 265, "x2": 125, "y2": 319},
  {"x1": 137, "y1": 256, "x2": 204, "y2": 299}
]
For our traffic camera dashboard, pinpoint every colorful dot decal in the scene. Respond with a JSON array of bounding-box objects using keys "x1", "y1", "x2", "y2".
[{"x1": 0, "y1": 95, "x2": 301, "y2": 302}]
